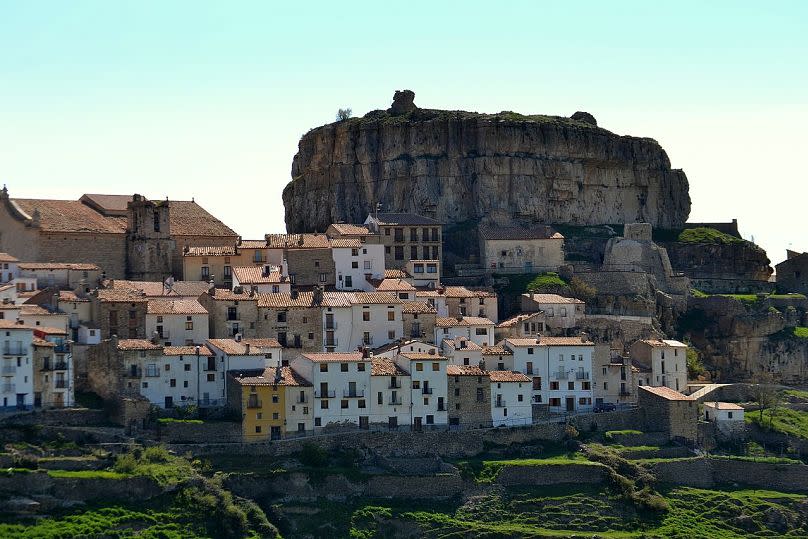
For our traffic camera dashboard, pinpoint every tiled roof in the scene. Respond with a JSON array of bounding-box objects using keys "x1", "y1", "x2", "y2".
[
  {"x1": 521, "y1": 293, "x2": 584, "y2": 304},
  {"x1": 384, "y1": 269, "x2": 410, "y2": 279},
  {"x1": 489, "y1": 370, "x2": 531, "y2": 383},
  {"x1": 369, "y1": 278, "x2": 416, "y2": 292},
  {"x1": 33, "y1": 326, "x2": 68, "y2": 336},
  {"x1": 79, "y1": 194, "x2": 132, "y2": 214},
  {"x1": 328, "y1": 223, "x2": 372, "y2": 236},
  {"x1": 371, "y1": 213, "x2": 442, "y2": 226},
  {"x1": 233, "y1": 266, "x2": 285, "y2": 284},
  {"x1": 399, "y1": 352, "x2": 447, "y2": 360},
  {"x1": 266, "y1": 233, "x2": 331, "y2": 249},
  {"x1": 20, "y1": 305, "x2": 50, "y2": 315},
  {"x1": 112, "y1": 280, "x2": 211, "y2": 298},
  {"x1": 704, "y1": 401, "x2": 744, "y2": 410},
  {"x1": 0, "y1": 320, "x2": 35, "y2": 330},
  {"x1": 505, "y1": 336, "x2": 593, "y2": 346},
  {"x1": 168, "y1": 200, "x2": 238, "y2": 237},
  {"x1": 33, "y1": 338, "x2": 54, "y2": 347},
  {"x1": 18, "y1": 262, "x2": 100, "y2": 271},
  {"x1": 117, "y1": 339, "x2": 162, "y2": 351},
  {"x1": 330, "y1": 238, "x2": 362, "y2": 248},
  {"x1": 0, "y1": 252, "x2": 19, "y2": 263},
  {"x1": 436, "y1": 316, "x2": 494, "y2": 327},
  {"x1": 482, "y1": 345, "x2": 513, "y2": 356},
  {"x1": 147, "y1": 299, "x2": 208, "y2": 315},
  {"x1": 447, "y1": 364, "x2": 487, "y2": 376},
  {"x1": 639, "y1": 339, "x2": 687, "y2": 348},
  {"x1": 350, "y1": 292, "x2": 402, "y2": 305},
  {"x1": 207, "y1": 338, "x2": 282, "y2": 355},
  {"x1": 442, "y1": 338, "x2": 483, "y2": 351},
  {"x1": 96, "y1": 288, "x2": 148, "y2": 302},
  {"x1": 230, "y1": 366, "x2": 311, "y2": 387},
  {"x1": 417, "y1": 286, "x2": 496, "y2": 298},
  {"x1": 184, "y1": 245, "x2": 237, "y2": 257},
  {"x1": 496, "y1": 312, "x2": 544, "y2": 328},
  {"x1": 208, "y1": 289, "x2": 257, "y2": 301},
  {"x1": 371, "y1": 357, "x2": 410, "y2": 376},
  {"x1": 371, "y1": 339, "x2": 435, "y2": 356},
  {"x1": 402, "y1": 301, "x2": 437, "y2": 314},
  {"x1": 59, "y1": 291, "x2": 90, "y2": 302},
  {"x1": 238, "y1": 240, "x2": 268, "y2": 249},
  {"x1": 12, "y1": 199, "x2": 127, "y2": 234},
  {"x1": 163, "y1": 345, "x2": 213, "y2": 357},
  {"x1": 257, "y1": 291, "x2": 319, "y2": 308},
  {"x1": 479, "y1": 225, "x2": 563, "y2": 241},
  {"x1": 301, "y1": 352, "x2": 367, "y2": 362},
  {"x1": 639, "y1": 385, "x2": 694, "y2": 401}
]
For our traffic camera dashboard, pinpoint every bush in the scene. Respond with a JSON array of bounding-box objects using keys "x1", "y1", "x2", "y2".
[
  {"x1": 299, "y1": 443, "x2": 329, "y2": 468},
  {"x1": 569, "y1": 276, "x2": 596, "y2": 302},
  {"x1": 113, "y1": 453, "x2": 138, "y2": 474},
  {"x1": 142, "y1": 445, "x2": 171, "y2": 463}
]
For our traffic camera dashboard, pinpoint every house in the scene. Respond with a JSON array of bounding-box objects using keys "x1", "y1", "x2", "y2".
[
  {"x1": 290, "y1": 351, "x2": 372, "y2": 430},
  {"x1": 90, "y1": 288, "x2": 148, "y2": 340},
  {"x1": 489, "y1": 370, "x2": 533, "y2": 426},
  {"x1": 446, "y1": 364, "x2": 491, "y2": 428},
  {"x1": 371, "y1": 339, "x2": 439, "y2": 359},
  {"x1": 394, "y1": 351, "x2": 449, "y2": 428},
  {"x1": 182, "y1": 241, "x2": 276, "y2": 287},
  {"x1": 232, "y1": 265, "x2": 290, "y2": 294},
  {"x1": 629, "y1": 339, "x2": 688, "y2": 393},
  {"x1": 17, "y1": 305, "x2": 70, "y2": 333},
  {"x1": 520, "y1": 293, "x2": 584, "y2": 330},
  {"x1": 207, "y1": 338, "x2": 283, "y2": 406},
  {"x1": 227, "y1": 366, "x2": 313, "y2": 440},
  {"x1": 703, "y1": 401, "x2": 746, "y2": 440},
  {"x1": 200, "y1": 288, "x2": 258, "y2": 339},
  {"x1": 369, "y1": 357, "x2": 411, "y2": 430},
  {"x1": 417, "y1": 286, "x2": 499, "y2": 322},
  {"x1": 266, "y1": 233, "x2": 335, "y2": 289},
  {"x1": 402, "y1": 301, "x2": 437, "y2": 342},
  {"x1": 31, "y1": 327, "x2": 73, "y2": 409},
  {"x1": 441, "y1": 338, "x2": 483, "y2": 367},
  {"x1": 593, "y1": 349, "x2": 638, "y2": 406},
  {"x1": 17, "y1": 262, "x2": 101, "y2": 290},
  {"x1": 405, "y1": 259, "x2": 440, "y2": 288},
  {"x1": 103, "y1": 279, "x2": 212, "y2": 299},
  {"x1": 434, "y1": 316, "x2": 495, "y2": 347},
  {"x1": 364, "y1": 213, "x2": 442, "y2": 270},
  {"x1": 637, "y1": 385, "x2": 697, "y2": 443},
  {"x1": 478, "y1": 225, "x2": 564, "y2": 274},
  {"x1": 494, "y1": 312, "x2": 547, "y2": 342},
  {"x1": 320, "y1": 291, "x2": 403, "y2": 352},
  {"x1": 325, "y1": 223, "x2": 377, "y2": 243},
  {"x1": 775, "y1": 250, "x2": 808, "y2": 295},
  {"x1": 330, "y1": 237, "x2": 385, "y2": 291},
  {"x1": 481, "y1": 345, "x2": 514, "y2": 371},
  {"x1": 0, "y1": 253, "x2": 19, "y2": 284},
  {"x1": 146, "y1": 299, "x2": 209, "y2": 346},
  {"x1": 0, "y1": 320, "x2": 35, "y2": 410},
  {"x1": 257, "y1": 291, "x2": 323, "y2": 352},
  {"x1": 135, "y1": 344, "x2": 214, "y2": 409},
  {"x1": 367, "y1": 278, "x2": 416, "y2": 301}
]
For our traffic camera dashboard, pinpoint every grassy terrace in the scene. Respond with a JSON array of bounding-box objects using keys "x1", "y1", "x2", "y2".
[
  {"x1": 676, "y1": 227, "x2": 745, "y2": 245},
  {"x1": 747, "y1": 406, "x2": 808, "y2": 439},
  {"x1": 455, "y1": 454, "x2": 600, "y2": 483}
]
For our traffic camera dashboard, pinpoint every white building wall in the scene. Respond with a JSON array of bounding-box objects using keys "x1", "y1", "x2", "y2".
[
  {"x1": 441, "y1": 342, "x2": 483, "y2": 367},
  {"x1": 546, "y1": 345, "x2": 594, "y2": 413},
  {"x1": 138, "y1": 354, "x2": 201, "y2": 408},
  {"x1": 333, "y1": 245, "x2": 385, "y2": 291},
  {"x1": 147, "y1": 313, "x2": 209, "y2": 346},
  {"x1": 505, "y1": 343, "x2": 547, "y2": 404},
  {"x1": 373, "y1": 340, "x2": 438, "y2": 359},
  {"x1": 651, "y1": 345, "x2": 687, "y2": 393},
  {"x1": 369, "y1": 374, "x2": 411, "y2": 427},
  {"x1": 490, "y1": 380, "x2": 533, "y2": 426},
  {"x1": 285, "y1": 386, "x2": 314, "y2": 433},
  {"x1": 395, "y1": 356, "x2": 448, "y2": 426},
  {"x1": 1, "y1": 261, "x2": 19, "y2": 284},
  {"x1": 1, "y1": 327, "x2": 34, "y2": 409},
  {"x1": 290, "y1": 357, "x2": 372, "y2": 428}
]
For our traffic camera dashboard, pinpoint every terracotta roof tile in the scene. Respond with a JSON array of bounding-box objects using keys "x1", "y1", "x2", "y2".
[
  {"x1": 330, "y1": 238, "x2": 362, "y2": 248},
  {"x1": 230, "y1": 366, "x2": 311, "y2": 387},
  {"x1": 399, "y1": 352, "x2": 447, "y2": 360},
  {"x1": 639, "y1": 385, "x2": 694, "y2": 401},
  {"x1": 233, "y1": 266, "x2": 285, "y2": 284},
  {"x1": 96, "y1": 288, "x2": 147, "y2": 302},
  {"x1": 384, "y1": 269, "x2": 410, "y2": 279},
  {"x1": 117, "y1": 339, "x2": 162, "y2": 351},
  {"x1": 638, "y1": 339, "x2": 687, "y2": 348},
  {"x1": 417, "y1": 286, "x2": 496, "y2": 298},
  {"x1": 112, "y1": 280, "x2": 210, "y2": 298},
  {"x1": 371, "y1": 357, "x2": 410, "y2": 376},
  {"x1": 496, "y1": 312, "x2": 544, "y2": 328},
  {"x1": 521, "y1": 293, "x2": 584, "y2": 304},
  {"x1": 20, "y1": 305, "x2": 50, "y2": 315},
  {"x1": 442, "y1": 338, "x2": 483, "y2": 351},
  {"x1": 168, "y1": 200, "x2": 237, "y2": 237},
  {"x1": 208, "y1": 289, "x2": 257, "y2": 301},
  {"x1": 257, "y1": 291, "x2": 320, "y2": 308},
  {"x1": 301, "y1": 352, "x2": 367, "y2": 362},
  {"x1": 350, "y1": 292, "x2": 402, "y2": 304},
  {"x1": 0, "y1": 320, "x2": 35, "y2": 330},
  {"x1": 147, "y1": 299, "x2": 208, "y2": 315},
  {"x1": 59, "y1": 291, "x2": 90, "y2": 302},
  {"x1": 163, "y1": 345, "x2": 213, "y2": 357},
  {"x1": 505, "y1": 336, "x2": 593, "y2": 346},
  {"x1": 489, "y1": 370, "x2": 531, "y2": 383},
  {"x1": 266, "y1": 233, "x2": 331, "y2": 249},
  {"x1": 12, "y1": 199, "x2": 127, "y2": 234},
  {"x1": 371, "y1": 213, "x2": 442, "y2": 226},
  {"x1": 402, "y1": 301, "x2": 437, "y2": 314},
  {"x1": 369, "y1": 278, "x2": 416, "y2": 292},
  {"x1": 238, "y1": 240, "x2": 268, "y2": 249},
  {"x1": 447, "y1": 364, "x2": 487, "y2": 376},
  {"x1": 482, "y1": 345, "x2": 513, "y2": 356},
  {"x1": 479, "y1": 225, "x2": 563, "y2": 241},
  {"x1": 33, "y1": 338, "x2": 54, "y2": 347},
  {"x1": 436, "y1": 316, "x2": 494, "y2": 327},
  {"x1": 328, "y1": 223, "x2": 372, "y2": 236},
  {"x1": 704, "y1": 401, "x2": 744, "y2": 410},
  {"x1": 207, "y1": 338, "x2": 282, "y2": 355},
  {"x1": 0, "y1": 252, "x2": 19, "y2": 263}
]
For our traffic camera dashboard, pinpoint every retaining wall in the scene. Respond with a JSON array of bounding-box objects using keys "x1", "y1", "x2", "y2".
[
  {"x1": 643, "y1": 457, "x2": 808, "y2": 492},
  {"x1": 0, "y1": 471, "x2": 162, "y2": 501}
]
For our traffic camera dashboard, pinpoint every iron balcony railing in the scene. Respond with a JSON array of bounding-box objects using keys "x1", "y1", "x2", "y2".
[
  {"x1": 388, "y1": 380, "x2": 402, "y2": 389},
  {"x1": 315, "y1": 389, "x2": 336, "y2": 398},
  {"x1": 343, "y1": 389, "x2": 364, "y2": 398},
  {"x1": 388, "y1": 397, "x2": 403, "y2": 405},
  {"x1": 1, "y1": 383, "x2": 15, "y2": 393},
  {"x1": 575, "y1": 371, "x2": 590, "y2": 380},
  {"x1": 552, "y1": 371, "x2": 568, "y2": 380},
  {"x1": 495, "y1": 400, "x2": 507, "y2": 408},
  {"x1": 246, "y1": 399, "x2": 262, "y2": 409},
  {"x1": 3, "y1": 346, "x2": 24, "y2": 356},
  {"x1": 422, "y1": 387, "x2": 433, "y2": 395},
  {"x1": 2, "y1": 365, "x2": 17, "y2": 376},
  {"x1": 55, "y1": 380, "x2": 67, "y2": 389}
]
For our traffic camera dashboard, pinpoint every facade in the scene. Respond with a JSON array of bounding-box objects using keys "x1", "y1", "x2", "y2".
[
  {"x1": 266, "y1": 234, "x2": 334, "y2": 289},
  {"x1": 394, "y1": 351, "x2": 449, "y2": 428},
  {"x1": 481, "y1": 345, "x2": 514, "y2": 372},
  {"x1": 364, "y1": 213, "x2": 442, "y2": 270},
  {"x1": 0, "y1": 252, "x2": 20, "y2": 283},
  {"x1": 369, "y1": 357, "x2": 411, "y2": 429},
  {"x1": 138, "y1": 345, "x2": 214, "y2": 409},
  {"x1": 207, "y1": 338, "x2": 283, "y2": 406},
  {"x1": 200, "y1": 288, "x2": 259, "y2": 339},
  {"x1": 90, "y1": 289, "x2": 148, "y2": 340},
  {"x1": 418, "y1": 287, "x2": 498, "y2": 322},
  {"x1": 321, "y1": 291, "x2": 403, "y2": 353},
  {"x1": 593, "y1": 349, "x2": 638, "y2": 405},
  {"x1": 405, "y1": 259, "x2": 440, "y2": 288},
  {"x1": 146, "y1": 299, "x2": 209, "y2": 346},
  {"x1": 446, "y1": 364, "x2": 490, "y2": 428},
  {"x1": 17, "y1": 262, "x2": 101, "y2": 290},
  {"x1": 256, "y1": 291, "x2": 323, "y2": 353},
  {"x1": 637, "y1": 385, "x2": 697, "y2": 443},
  {"x1": 31, "y1": 327, "x2": 73, "y2": 409},
  {"x1": 1, "y1": 321, "x2": 35, "y2": 410},
  {"x1": 402, "y1": 301, "x2": 437, "y2": 342},
  {"x1": 520, "y1": 293, "x2": 585, "y2": 330},
  {"x1": 776, "y1": 250, "x2": 808, "y2": 294},
  {"x1": 371, "y1": 339, "x2": 439, "y2": 359},
  {"x1": 232, "y1": 265, "x2": 290, "y2": 295},
  {"x1": 182, "y1": 240, "x2": 275, "y2": 288},
  {"x1": 479, "y1": 225, "x2": 565, "y2": 274},
  {"x1": 441, "y1": 338, "x2": 483, "y2": 367},
  {"x1": 434, "y1": 316, "x2": 495, "y2": 347},
  {"x1": 290, "y1": 352, "x2": 372, "y2": 429},
  {"x1": 703, "y1": 401, "x2": 744, "y2": 423},
  {"x1": 489, "y1": 370, "x2": 533, "y2": 426},
  {"x1": 630, "y1": 339, "x2": 688, "y2": 393},
  {"x1": 331, "y1": 238, "x2": 385, "y2": 291},
  {"x1": 18, "y1": 305, "x2": 70, "y2": 333},
  {"x1": 494, "y1": 312, "x2": 547, "y2": 342}
]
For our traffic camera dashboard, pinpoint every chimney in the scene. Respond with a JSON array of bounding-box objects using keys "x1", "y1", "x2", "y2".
[
  {"x1": 313, "y1": 285, "x2": 323, "y2": 305},
  {"x1": 297, "y1": 235, "x2": 305, "y2": 246},
  {"x1": 362, "y1": 346, "x2": 370, "y2": 359},
  {"x1": 291, "y1": 289, "x2": 299, "y2": 300},
  {"x1": 235, "y1": 333, "x2": 242, "y2": 342},
  {"x1": 245, "y1": 343, "x2": 251, "y2": 355}
]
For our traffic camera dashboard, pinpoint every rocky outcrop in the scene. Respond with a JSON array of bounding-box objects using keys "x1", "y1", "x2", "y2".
[
  {"x1": 663, "y1": 240, "x2": 773, "y2": 292},
  {"x1": 284, "y1": 91, "x2": 691, "y2": 232}
]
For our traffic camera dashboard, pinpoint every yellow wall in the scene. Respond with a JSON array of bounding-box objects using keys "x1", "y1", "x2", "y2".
[{"x1": 241, "y1": 383, "x2": 286, "y2": 440}]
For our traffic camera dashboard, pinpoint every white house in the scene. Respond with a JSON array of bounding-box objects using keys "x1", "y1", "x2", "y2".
[
  {"x1": 703, "y1": 401, "x2": 744, "y2": 423},
  {"x1": 322, "y1": 292, "x2": 403, "y2": 352},
  {"x1": 138, "y1": 345, "x2": 214, "y2": 409},
  {"x1": 1, "y1": 321, "x2": 35, "y2": 410},
  {"x1": 331, "y1": 238, "x2": 385, "y2": 291},
  {"x1": 290, "y1": 351, "x2": 372, "y2": 429},
  {"x1": 489, "y1": 370, "x2": 533, "y2": 426},
  {"x1": 418, "y1": 287, "x2": 498, "y2": 322},
  {"x1": 394, "y1": 351, "x2": 448, "y2": 428},
  {"x1": 367, "y1": 278, "x2": 416, "y2": 301},
  {"x1": 405, "y1": 260, "x2": 440, "y2": 288},
  {"x1": 503, "y1": 338, "x2": 545, "y2": 403},
  {"x1": 369, "y1": 357, "x2": 411, "y2": 429},
  {"x1": 441, "y1": 337, "x2": 483, "y2": 367},
  {"x1": 32, "y1": 327, "x2": 73, "y2": 409},
  {"x1": 482, "y1": 345, "x2": 515, "y2": 372},
  {"x1": 371, "y1": 339, "x2": 438, "y2": 359},
  {"x1": 629, "y1": 339, "x2": 688, "y2": 393},
  {"x1": 77, "y1": 325, "x2": 102, "y2": 345},
  {"x1": 18, "y1": 305, "x2": 69, "y2": 333},
  {"x1": 232, "y1": 265, "x2": 291, "y2": 294},
  {"x1": 0, "y1": 253, "x2": 19, "y2": 284},
  {"x1": 520, "y1": 293, "x2": 585, "y2": 330},
  {"x1": 415, "y1": 290, "x2": 449, "y2": 317},
  {"x1": 17, "y1": 262, "x2": 101, "y2": 290},
  {"x1": 207, "y1": 338, "x2": 283, "y2": 406},
  {"x1": 494, "y1": 312, "x2": 547, "y2": 342},
  {"x1": 146, "y1": 299, "x2": 209, "y2": 347},
  {"x1": 434, "y1": 316, "x2": 495, "y2": 347}
]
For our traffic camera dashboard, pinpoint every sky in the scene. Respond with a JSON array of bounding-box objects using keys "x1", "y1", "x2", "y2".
[{"x1": 1, "y1": 1, "x2": 806, "y2": 267}]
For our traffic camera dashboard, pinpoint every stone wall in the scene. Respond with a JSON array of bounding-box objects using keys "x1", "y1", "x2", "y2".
[
  {"x1": 496, "y1": 463, "x2": 608, "y2": 486},
  {"x1": 38, "y1": 232, "x2": 127, "y2": 279},
  {"x1": 644, "y1": 457, "x2": 808, "y2": 492},
  {"x1": 157, "y1": 420, "x2": 243, "y2": 443},
  {"x1": 447, "y1": 373, "x2": 491, "y2": 428},
  {"x1": 0, "y1": 470, "x2": 161, "y2": 501},
  {"x1": 0, "y1": 408, "x2": 107, "y2": 427},
  {"x1": 403, "y1": 311, "x2": 436, "y2": 343},
  {"x1": 257, "y1": 305, "x2": 322, "y2": 351},
  {"x1": 285, "y1": 248, "x2": 335, "y2": 288}
]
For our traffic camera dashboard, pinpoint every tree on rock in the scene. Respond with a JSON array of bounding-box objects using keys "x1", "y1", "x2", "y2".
[{"x1": 336, "y1": 108, "x2": 352, "y2": 121}]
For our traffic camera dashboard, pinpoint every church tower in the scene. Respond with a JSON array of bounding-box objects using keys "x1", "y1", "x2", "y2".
[{"x1": 126, "y1": 194, "x2": 176, "y2": 281}]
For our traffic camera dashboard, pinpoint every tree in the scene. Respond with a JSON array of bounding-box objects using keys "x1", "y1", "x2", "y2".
[
  {"x1": 336, "y1": 108, "x2": 352, "y2": 121},
  {"x1": 750, "y1": 370, "x2": 778, "y2": 422},
  {"x1": 569, "y1": 276, "x2": 596, "y2": 303},
  {"x1": 686, "y1": 347, "x2": 705, "y2": 379}
]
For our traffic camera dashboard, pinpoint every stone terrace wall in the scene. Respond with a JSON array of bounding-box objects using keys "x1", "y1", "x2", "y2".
[
  {"x1": 643, "y1": 457, "x2": 808, "y2": 492},
  {"x1": 0, "y1": 408, "x2": 107, "y2": 427},
  {"x1": 0, "y1": 471, "x2": 162, "y2": 502},
  {"x1": 496, "y1": 463, "x2": 608, "y2": 486}
]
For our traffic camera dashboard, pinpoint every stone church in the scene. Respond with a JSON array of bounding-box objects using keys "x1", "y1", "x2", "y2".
[{"x1": 0, "y1": 187, "x2": 238, "y2": 280}]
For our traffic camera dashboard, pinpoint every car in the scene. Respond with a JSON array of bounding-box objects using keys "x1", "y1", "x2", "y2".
[{"x1": 593, "y1": 402, "x2": 617, "y2": 413}]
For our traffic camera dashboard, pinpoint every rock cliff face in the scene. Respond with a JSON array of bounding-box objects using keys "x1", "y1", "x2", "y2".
[{"x1": 284, "y1": 91, "x2": 691, "y2": 232}]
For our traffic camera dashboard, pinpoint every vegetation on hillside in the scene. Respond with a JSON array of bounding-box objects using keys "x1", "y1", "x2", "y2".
[
  {"x1": 676, "y1": 227, "x2": 745, "y2": 245},
  {"x1": 747, "y1": 406, "x2": 808, "y2": 440}
]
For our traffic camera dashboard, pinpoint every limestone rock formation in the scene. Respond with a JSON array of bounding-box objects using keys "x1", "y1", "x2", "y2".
[{"x1": 284, "y1": 91, "x2": 691, "y2": 233}]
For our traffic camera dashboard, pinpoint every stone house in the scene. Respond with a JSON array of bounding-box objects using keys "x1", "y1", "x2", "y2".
[
  {"x1": 520, "y1": 293, "x2": 584, "y2": 330},
  {"x1": 478, "y1": 225, "x2": 565, "y2": 274},
  {"x1": 593, "y1": 348, "x2": 638, "y2": 406},
  {"x1": 402, "y1": 301, "x2": 437, "y2": 342},
  {"x1": 90, "y1": 288, "x2": 148, "y2": 340},
  {"x1": 417, "y1": 286, "x2": 499, "y2": 322},
  {"x1": 369, "y1": 357, "x2": 411, "y2": 430},
  {"x1": 256, "y1": 291, "x2": 323, "y2": 354},
  {"x1": 405, "y1": 259, "x2": 440, "y2": 288},
  {"x1": 494, "y1": 312, "x2": 547, "y2": 342},
  {"x1": 364, "y1": 213, "x2": 443, "y2": 270},
  {"x1": 630, "y1": 339, "x2": 688, "y2": 394},
  {"x1": 776, "y1": 250, "x2": 808, "y2": 295},
  {"x1": 266, "y1": 234, "x2": 334, "y2": 289},
  {"x1": 232, "y1": 265, "x2": 290, "y2": 295},
  {"x1": 182, "y1": 239, "x2": 276, "y2": 288},
  {"x1": 489, "y1": 370, "x2": 532, "y2": 426},
  {"x1": 85, "y1": 337, "x2": 163, "y2": 401},
  {"x1": 446, "y1": 364, "x2": 491, "y2": 428},
  {"x1": 199, "y1": 288, "x2": 259, "y2": 339},
  {"x1": 637, "y1": 385, "x2": 697, "y2": 443}
]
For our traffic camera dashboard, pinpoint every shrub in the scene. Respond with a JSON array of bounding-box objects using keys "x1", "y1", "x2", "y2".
[
  {"x1": 142, "y1": 445, "x2": 171, "y2": 463},
  {"x1": 113, "y1": 453, "x2": 137, "y2": 474},
  {"x1": 299, "y1": 443, "x2": 329, "y2": 468},
  {"x1": 564, "y1": 424, "x2": 579, "y2": 440},
  {"x1": 569, "y1": 276, "x2": 596, "y2": 302}
]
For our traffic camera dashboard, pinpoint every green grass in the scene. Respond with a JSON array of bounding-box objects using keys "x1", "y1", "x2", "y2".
[
  {"x1": 746, "y1": 406, "x2": 808, "y2": 439},
  {"x1": 157, "y1": 417, "x2": 204, "y2": 424},
  {"x1": 604, "y1": 429, "x2": 643, "y2": 441},
  {"x1": 455, "y1": 454, "x2": 597, "y2": 483},
  {"x1": 770, "y1": 293, "x2": 808, "y2": 300},
  {"x1": 784, "y1": 389, "x2": 808, "y2": 400},
  {"x1": 690, "y1": 288, "x2": 709, "y2": 298},
  {"x1": 677, "y1": 227, "x2": 744, "y2": 245},
  {"x1": 46, "y1": 469, "x2": 128, "y2": 479},
  {"x1": 717, "y1": 293, "x2": 759, "y2": 302},
  {"x1": 113, "y1": 446, "x2": 196, "y2": 486}
]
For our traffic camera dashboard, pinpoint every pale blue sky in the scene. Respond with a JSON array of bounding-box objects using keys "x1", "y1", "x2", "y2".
[{"x1": 1, "y1": 1, "x2": 806, "y2": 266}]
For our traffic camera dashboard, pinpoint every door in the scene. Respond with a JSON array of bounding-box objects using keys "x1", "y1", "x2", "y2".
[
  {"x1": 165, "y1": 396, "x2": 173, "y2": 408},
  {"x1": 53, "y1": 393, "x2": 64, "y2": 408},
  {"x1": 348, "y1": 381, "x2": 357, "y2": 397},
  {"x1": 270, "y1": 426, "x2": 281, "y2": 440},
  {"x1": 388, "y1": 416, "x2": 398, "y2": 430},
  {"x1": 16, "y1": 394, "x2": 26, "y2": 410},
  {"x1": 359, "y1": 416, "x2": 369, "y2": 430},
  {"x1": 413, "y1": 416, "x2": 422, "y2": 431},
  {"x1": 565, "y1": 397, "x2": 575, "y2": 412},
  {"x1": 34, "y1": 393, "x2": 42, "y2": 408}
]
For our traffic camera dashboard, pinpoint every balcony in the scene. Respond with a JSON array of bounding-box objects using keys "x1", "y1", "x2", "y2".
[
  {"x1": 619, "y1": 390, "x2": 632, "y2": 396},
  {"x1": 155, "y1": 330, "x2": 170, "y2": 339},
  {"x1": 325, "y1": 322, "x2": 338, "y2": 330},
  {"x1": 3, "y1": 347, "x2": 24, "y2": 356},
  {"x1": 575, "y1": 371, "x2": 590, "y2": 380},
  {"x1": 1, "y1": 383, "x2": 15, "y2": 393},
  {"x1": 343, "y1": 389, "x2": 365, "y2": 398},
  {"x1": 144, "y1": 369, "x2": 160, "y2": 378},
  {"x1": 227, "y1": 313, "x2": 241, "y2": 321},
  {"x1": 55, "y1": 380, "x2": 67, "y2": 389},
  {"x1": 53, "y1": 344, "x2": 70, "y2": 354},
  {"x1": 410, "y1": 331, "x2": 426, "y2": 339},
  {"x1": 246, "y1": 399, "x2": 262, "y2": 409},
  {"x1": 362, "y1": 336, "x2": 374, "y2": 345},
  {"x1": 54, "y1": 362, "x2": 68, "y2": 371},
  {"x1": 388, "y1": 397, "x2": 403, "y2": 405},
  {"x1": 2, "y1": 365, "x2": 16, "y2": 376},
  {"x1": 494, "y1": 400, "x2": 507, "y2": 408},
  {"x1": 422, "y1": 387, "x2": 433, "y2": 395},
  {"x1": 388, "y1": 380, "x2": 402, "y2": 389},
  {"x1": 552, "y1": 371, "x2": 568, "y2": 380},
  {"x1": 315, "y1": 389, "x2": 336, "y2": 398},
  {"x1": 296, "y1": 396, "x2": 308, "y2": 404},
  {"x1": 325, "y1": 338, "x2": 339, "y2": 347},
  {"x1": 125, "y1": 367, "x2": 142, "y2": 378},
  {"x1": 437, "y1": 404, "x2": 447, "y2": 411}
]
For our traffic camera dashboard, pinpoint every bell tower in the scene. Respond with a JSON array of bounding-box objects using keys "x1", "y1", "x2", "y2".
[{"x1": 126, "y1": 194, "x2": 176, "y2": 280}]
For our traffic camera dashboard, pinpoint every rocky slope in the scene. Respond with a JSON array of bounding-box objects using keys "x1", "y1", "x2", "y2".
[{"x1": 284, "y1": 91, "x2": 691, "y2": 232}]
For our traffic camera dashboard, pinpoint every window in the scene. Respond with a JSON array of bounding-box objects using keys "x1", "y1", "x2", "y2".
[
  {"x1": 728, "y1": 412, "x2": 733, "y2": 419},
  {"x1": 412, "y1": 380, "x2": 420, "y2": 389},
  {"x1": 341, "y1": 400, "x2": 349, "y2": 409},
  {"x1": 416, "y1": 363, "x2": 423, "y2": 371},
  {"x1": 568, "y1": 382, "x2": 574, "y2": 390},
  {"x1": 427, "y1": 264, "x2": 437, "y2": 273},
  {"x1": 410, "y1": 228, "x2": 418, "y2": 241},
  {"x1": 394, "y1": 246, "x2": 404, "y2": 260},
  {"x1": 378, "y1": 392, "x2": 383, "y2": 405},
  {"x1": 319, "y1": 363, "x2": 328, "y2": 373},
  {"x1": 272, "y1": 395, "x2": 279, "y2": 403},
  {"x1": 320, "y1": 400, "x2": 328, "y2": 409},
  {"x1": 277, "y1": 311, "x2": 287, "y2": 323},
  {"x1": 351, "y1": 261, "x2": 358, "y2": 269},
  {"x1": 315, "y1": 417, "x2": 321, "y2": 426},
  {"x1": 341, "y1": 363, "x2": 349, "y2": 372},
  {"x1": 527, "y1": 348, "x2": 534, "y2": 355},
  {"x1": 550, "y1": 381, "x2": 559, "y2": 390},
  {"x1": 207, "y1": 373, "x2": 215, "y2": 382},
  {"x1": 364, "y1": 260, "x2": 372, "y2": 270},
  {"x1": 357, "y1": 362, "x2": 365, "y2": 372},
  {"x1": 351, "y1": 248, "x2": 358, "y2": 256},
  {"x1": 363, "y1": 311, "x2": 370, "y2": 321},
  {"x1": 432, "y1": 362, "x2": 439, "y2": 371},
  {"x1": 411, "y1": 246, "x2": 418, "y2": 259},
  {"x1": 314, "y1": 260, "x2": 320, "y2": 267},
  {"x1": 358, "y1": 400, "x2": 366, "y2": 408},
  {"x1": 185, "y1": 320, "x2": 193, "y2": 330},
  {"x1": 455, "y1": 388, "x2": 460, "y2": 396},
  {"x1": 170, "y1": 378, "x2": 176, "y2": 387},
  {"x1": 385, "y1": 246, "x2": 391, "y2": 254},
  {"x1": 426, "y1": 415, "x2": 434, "y2": 425},
  {"x1": 394, "y1": 228, "x2": 404, "y2": 242},
  {"x1": 345, "y1": 276, "x2": 353, "y2": 287},
  {"x1": 476, "y1": 388, "x2": 484, "y2": 402},
  {"x1": 184, "y1": 364, "x2": 191, "y2": 371},
  {"x1": 223, "y1": 266, "x2": 231, "y2": 278},
  {"x1": 319, "y1": 273, "x2": 327, "y2": 283},
  {"x1": 549, "y1": 398, "x2": 561, "y2": 407},
  {"x1": 388, "y1": 330, "x2": 396, "y2": 340},
  {"x1": 255, "y1": 426, "x2": 262, "y2": 433},
  {"x1": 475, "y1": 328, "x2": 487, "y2": 336}
]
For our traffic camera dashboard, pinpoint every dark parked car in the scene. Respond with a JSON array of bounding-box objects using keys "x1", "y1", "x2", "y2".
[{"x1": 593, "y1": 402, "x2": 617, "y2": 413}]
